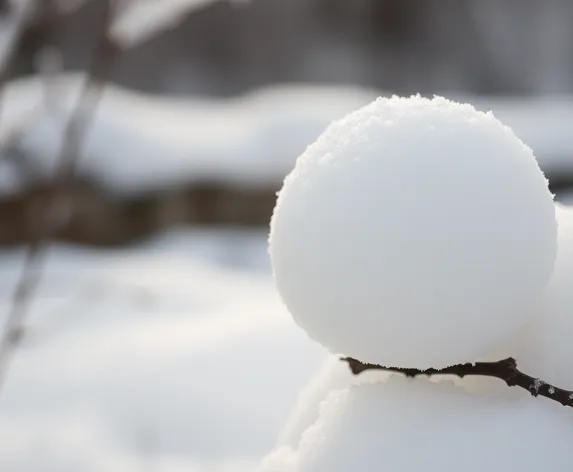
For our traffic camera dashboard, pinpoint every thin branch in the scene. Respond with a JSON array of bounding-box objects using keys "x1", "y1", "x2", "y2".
[
  {"x1": 342, "y1": 357, "x2": 573, "y2": 408},
  {"x1": 0, "y1": 0, "x2": 36, "y2": 119},
  {"x1": 0, "y1": 0, "x2": 120, "y2": 395}
]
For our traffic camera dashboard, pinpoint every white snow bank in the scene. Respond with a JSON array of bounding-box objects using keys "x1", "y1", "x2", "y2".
[
  {"x1": 0, "y1": 74, "x2": 376, "y2": 195},
  {"x1": 270, "y1": 95, "x2": 557, "y2": 368},
  {"x1": 262, "y1": 377, "x2": 573, "y2": 472},
  {"x1": 1, "y1": 74, "x2": 572, "y2": 197},
  {"x1": 0, "y1": 228, "x2": 326, "y2": 471}
]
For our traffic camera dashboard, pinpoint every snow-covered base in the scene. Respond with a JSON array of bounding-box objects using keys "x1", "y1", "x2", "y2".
[
  {"x1": 263, "y1": 377, "x2": 573, "y2": 472},
  {"x1": 276, "y1": 357, "x2": 390, "y2": 449},
  {"x1": 1, "y1": 74, "x2": 572, "y2": 197},
  {"x1": 0, "y1": 229, "x2": 326, "y2": 471}
]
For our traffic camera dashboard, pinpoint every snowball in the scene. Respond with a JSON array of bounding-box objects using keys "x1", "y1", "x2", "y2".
[
  {"x1": 492, "y1": 204, "x2": 573, "y2": 389},
  {"x1": 262, "y1": 377, "x2": 573, "y2": 472},
  {"x1": 269, "y1": 95, "x2": 557, "y2": 368}
]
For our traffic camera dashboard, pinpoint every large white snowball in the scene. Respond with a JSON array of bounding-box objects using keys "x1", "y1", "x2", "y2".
[
  {"x1": 261, "y1": 377, "x2": 573, "y2": 472},
  {"x1": 269, "y1": 95, "x2": 557, "y2": 368}
]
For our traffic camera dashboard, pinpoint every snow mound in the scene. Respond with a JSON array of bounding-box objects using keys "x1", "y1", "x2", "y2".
[
  {"x1": 261, "y1": 377, "x2": 573, "y2": 472},
  {"x1": 276, "y1": 358, "x2": 353, "y2": 449},
  {"x1": 277, "y1": 356, "x2": 389, "y2": 448},
  {"x1": 269, "y1": 95, "x2": 557, "y2": 368}
]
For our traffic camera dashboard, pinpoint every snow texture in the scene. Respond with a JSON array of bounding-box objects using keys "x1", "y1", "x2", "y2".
[
  {"x1": 488, "y1": 204, "x2": 573, "y2": 390},
  {"x1": 269, "y1": 95, "x2": 557, "y2": 369},
  {"x1": 276, "y1": 359, "x2": 354, "y2": 449},
  {"x1": 1, "y1": 74, "x2": 573, "y2": 198},
  {"x1": 262, "y1": 377, "x2": 573, "y2": 472},
  {"x1": 277, "y1": 356, "x2": 391, "y2": 449}
]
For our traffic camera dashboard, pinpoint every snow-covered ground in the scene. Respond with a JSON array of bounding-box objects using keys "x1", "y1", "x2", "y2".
[
  {"x1": 1, "y1": 74, "x2": 572, "y2": 196},
  {"x1": 0, "y1": 229, "x2": 326, "y2": 471}
]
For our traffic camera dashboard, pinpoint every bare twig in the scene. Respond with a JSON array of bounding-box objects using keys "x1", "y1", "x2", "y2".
[
  {"x1": 0, "y1": 47, "x2": 65, "y2": 184},
  {"x1": 343, "y1": 357, "x2": 573, "y2": 408},
  {"x1": 0, "y1": 0, "x2": 36, "y2": 119},
  {"x1": 0, "y1": 0, "x2": 120, "y2": 394},
  {"x1": 0, "y1": 42, "x2": 64, "y2": 183}
]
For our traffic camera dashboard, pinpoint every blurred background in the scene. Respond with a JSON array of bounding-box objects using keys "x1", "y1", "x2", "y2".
[
  {"x1": 2, "y1": 0, "x2": 573, "y2": 244},
  {"x1": 12, "y1": 0, "x2": 573, "y2": 96},
  {"x1": 0, "y1": 1, "x2": 572, "y2": 470}
]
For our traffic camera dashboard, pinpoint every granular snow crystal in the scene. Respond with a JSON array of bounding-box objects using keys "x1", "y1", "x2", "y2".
[{"x1": 269, "y1": 95, "x2": 557, "y2": 368}]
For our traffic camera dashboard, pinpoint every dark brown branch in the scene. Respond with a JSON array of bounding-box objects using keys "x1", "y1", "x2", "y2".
[
  {"x1": 0, "y1": 0, "x2": 119, "y2": 395},
  {"x1": 343, "y1": 357, "x2": 573, "y2": 408}
]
